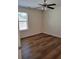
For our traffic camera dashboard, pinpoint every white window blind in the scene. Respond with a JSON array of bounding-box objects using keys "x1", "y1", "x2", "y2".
[{"x1": 18, "y1": 12, "x2": 28, "y2": 30}]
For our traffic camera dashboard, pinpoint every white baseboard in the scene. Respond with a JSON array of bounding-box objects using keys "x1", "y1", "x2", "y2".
[{"x1": 43, "y1": 32, "x2": 61, "y2": 38}]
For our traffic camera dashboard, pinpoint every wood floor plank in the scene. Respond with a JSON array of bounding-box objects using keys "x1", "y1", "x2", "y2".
[{"x1": 21, "y1": 33, "x2": 61, "y2": 59}]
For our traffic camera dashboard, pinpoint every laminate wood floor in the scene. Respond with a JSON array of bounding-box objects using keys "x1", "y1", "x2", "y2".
[{"x1": 21, "y1": 33, "x2": 61, "y2": 59}]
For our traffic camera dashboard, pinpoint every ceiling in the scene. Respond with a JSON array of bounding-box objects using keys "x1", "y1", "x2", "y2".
[{"x1": 18, "y1": 0, "x2": 61, "y2": 10}]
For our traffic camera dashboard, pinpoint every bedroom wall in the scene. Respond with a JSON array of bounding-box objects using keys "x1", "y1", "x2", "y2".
[
  {"x1": 18, "y1": 6, "x2": 61, "y2": 38},
  {"x1": 43, "y1": 7, "x2": 61, "y2": 37},
  {"x1": 18, "y1": 7, "x2": 43, "y2": 38}
]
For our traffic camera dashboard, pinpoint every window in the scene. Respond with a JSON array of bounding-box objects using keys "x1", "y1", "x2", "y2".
[{"x1": 18, "y1": 12, "x2": 28, "y2": 30}]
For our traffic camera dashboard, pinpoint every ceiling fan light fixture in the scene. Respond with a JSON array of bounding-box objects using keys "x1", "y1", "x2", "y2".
[
  {"x1": 45, "y1": 1, "x2": 47, "y2": 3},
  {"x1": 39, "y1": 0, "x2": 56, "y2": 10},
  {"x1": 44, "y1": 7, "x2": 47, "y2": 10}
]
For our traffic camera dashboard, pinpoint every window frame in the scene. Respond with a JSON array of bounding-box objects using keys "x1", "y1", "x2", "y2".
[{"x1": 18, "y1": 12, "x2": 28, "y2": 31}]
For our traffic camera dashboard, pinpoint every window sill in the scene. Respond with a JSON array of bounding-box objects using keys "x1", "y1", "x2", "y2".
[{"x1": 19, "y1": 29, "x2": 28, "y2": 32}]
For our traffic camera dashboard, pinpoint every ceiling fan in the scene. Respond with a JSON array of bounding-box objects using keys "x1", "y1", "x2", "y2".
[{"x1": 39, "y1": 0, "x2": 56, "y2": 10}]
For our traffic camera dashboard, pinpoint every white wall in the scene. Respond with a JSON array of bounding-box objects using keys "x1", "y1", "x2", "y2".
[
  {"x1": 43, "y1": 7, "x2": 61, "y2": 37},
  {"x1": 19, "y1": 6, "x2": 61, "y2": 38},
  {"x1": 18, "y1": 31, "x2": 22, "y2": 59},
  {"x1": 18, "y1": 7, "x2": 43, "y2": 38}
]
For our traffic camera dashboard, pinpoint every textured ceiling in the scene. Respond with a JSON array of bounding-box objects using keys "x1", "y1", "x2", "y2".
[{"x1": 18, "y1": 0, "x2": 61, "y2": 9}]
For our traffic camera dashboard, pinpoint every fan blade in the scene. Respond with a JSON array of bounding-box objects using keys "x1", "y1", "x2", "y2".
[
  {"x1": 39, "y1": 4, "x2": 43, "y2": 6},
  {"x1": 39, "y1": 3, "x2": 47, "y2": 7},
  {"x1": 47, "y1": 3, "x2": 56, "y2": 6},
  {"x1": 44, "y1": 0, "x2": 47, "y2": 2},
  {"x1": 47, "y1": 6, "x2": 54, "y2": 9}
]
